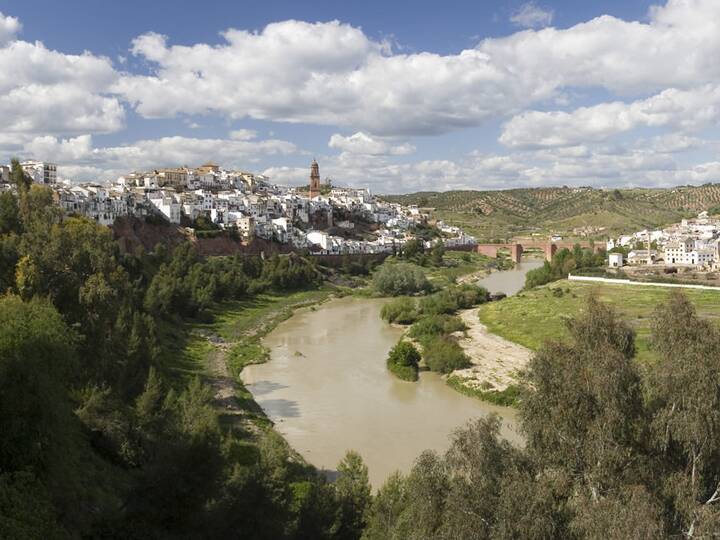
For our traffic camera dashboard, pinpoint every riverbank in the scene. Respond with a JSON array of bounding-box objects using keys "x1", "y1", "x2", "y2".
[
  {"x1": 242, "y1": 296, "x2": 520, "y2": 487},
  {"x1": 376, "y1": 257, "x2": 542, "y2": 405},
  {"x1": 172, "y1": 287, "x2": 337, "y2": 431},
  {"x1": 447, "y1": 308, "x2": 531, "y2": 405}
]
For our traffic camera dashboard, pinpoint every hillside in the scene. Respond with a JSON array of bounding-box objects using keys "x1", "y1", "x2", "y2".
[{"x1": 382, "y1": 184, "x2": 720, "y2": 242}]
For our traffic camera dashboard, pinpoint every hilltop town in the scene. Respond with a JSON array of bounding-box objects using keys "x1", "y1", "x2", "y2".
[{"x1": 0, "y1": 159, "x2": 476, "y2": 255}]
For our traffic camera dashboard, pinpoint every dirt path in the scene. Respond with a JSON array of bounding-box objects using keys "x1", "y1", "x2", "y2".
[
  {"x1": 191, "y1": 330, "x2": 248, "y2": 425},
  {"x1": 451, "y1": 308, "x2": 532, "y2": 392}
]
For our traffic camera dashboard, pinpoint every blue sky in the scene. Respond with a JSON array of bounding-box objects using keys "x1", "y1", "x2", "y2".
[{"x1": 0, "y1": 0, "x2": 718, "y2": 192}]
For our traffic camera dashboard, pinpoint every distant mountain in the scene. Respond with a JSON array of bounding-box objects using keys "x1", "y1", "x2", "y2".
[{"x1": 382, "y1": 185, "x2": 720, "y2": 242}]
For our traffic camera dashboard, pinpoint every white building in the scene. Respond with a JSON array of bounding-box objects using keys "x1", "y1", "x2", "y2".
[
  {"x1": 307, "y1": 230, "x2": 331, "y2": 251},
  {"x1": 148, "y1": 192, "x2": 181, "y2": 224},
  {"x1": 665, "y1": 237, "x2": 696, "y2": 265},
  {"x1": 627, "y1": 249, "x2": 657, "y2": 265},
  {"x1": 21, "y1": 161, "x2": 57, "y2": 184},
  {"x1": 608, "y1": 252, "x2": 624, "y2": 268},
  {"x1": 664, "y1": 237, "x2": 716, "y2": 267}
]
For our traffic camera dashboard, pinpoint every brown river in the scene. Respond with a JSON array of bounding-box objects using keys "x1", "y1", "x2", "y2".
[{"x1": 241, "y1": 260, "x2": 542, "y2": 487}]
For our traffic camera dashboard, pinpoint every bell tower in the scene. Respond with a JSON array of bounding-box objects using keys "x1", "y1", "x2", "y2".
[{"x1": 309, "y1": 159, "x2": 321, "y2": 198}]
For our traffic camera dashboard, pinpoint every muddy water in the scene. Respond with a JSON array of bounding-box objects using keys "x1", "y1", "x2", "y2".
[
  {"x1": 242, "y1": 296, "x2": 521, "y2": 488},
  {"x1": 476, "y1": 259, "x2": 545, "y2": 296}
]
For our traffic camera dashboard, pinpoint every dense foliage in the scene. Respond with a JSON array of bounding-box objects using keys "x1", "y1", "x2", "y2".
[
  {"x1": 7, "y1": 181, "x2": 720, "y2": 538},
  {"x1": 384, "y1": 284, "x2": 485, "y2": 379},
  {"x1": 386, "y1": 341, "x2": 421, "y2": 381},
  {"x1": 366, "y1": 292, "x2": 720, "y2": 538},
  {"x1": 525, "y1": 244, "x2": 606, "y2": 289},
  {"x1": 0, "y1": 187, "x2": 365, "y2": 539},
  {"x1": 372, "y1": 262, "x2": 431, "y2": 296},
  {"x1": 380, "y1": 297, "x2": 419, "y2": 324},
  {"x1": 421, "y1": 336, "x2": 471, "y2": 374}
]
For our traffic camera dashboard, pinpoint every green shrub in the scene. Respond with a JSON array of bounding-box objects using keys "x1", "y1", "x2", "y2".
[
  {"x1": 380, "y1": 297, "x2": 419, "y2": 324},
  {"x1": 422, "y1": 336, "x2": 471, "y2": 374},
  {"x1": 451, "y1": 284, "x2": 490, "y2": 309},
  {"x1": 418, "y1": 284, "x2": 488, "y2": 316},
  {"x1": 446, "y1": 375, "x2": 521, "y2": 406},
  {"x1": 386, "y1": 341, "x2": 421, "y2": 381},
  {"x1": 408, "y1": 315, "x2": 467, "y2": 345},
  {"x1": 419, "y1": 290, "x2": 457, "y2": 315},
  {"x1": 387, "y1": 361, "x2": 418, "y2": 382},
  {"x1": 373, "y1": 263, "x2": 431, "y2": 296}
]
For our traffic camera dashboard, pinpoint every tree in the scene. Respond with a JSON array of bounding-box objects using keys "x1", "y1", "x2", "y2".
[
  {"x1": 430, "y1": 241, "x2": 445, "y2": 266},
  {"x1": 440, "y1": 416, "x2": 519, "y2": 539},
  {"x1": 362, "y1": 472, "x2": 407, "y2": 540},
  {"x1": 648, "y1": 292, "x2": 720, "y2": 534},
  {"x1": 10, "y1": 158, "x2": 30, "y2": 192},
  {"x1": 0, "y1": 191, "x2": 20, "y2": 235},
  {"x1": 521, "y1": 296, "x2": 645, "y2": 495},
  {"x1": 392, "y1": 451, "x2": 448, "y2": 539},
  {"x1": 422, "y1": 336, "x2": 470, "y2": 374},
  {"x1": 335, "y1": 451, "x2": 371, "y2": 540},
  {"x1": 386, "y1": 341, "x2": 421, "y2": 381},
  {"x1": 569, "y1": 485, "x2": 666, "y2": 539},
  {"x1": 0, "y1": 295, "x2": 77, "y2": 475},
  {"x1": 373, "y1": 263, "x2": 430, "y2": 296},
  {"x1": 402, "y1": 238, "x2": 424, "y2": 259},
  {"x1": 0, "y1": 295, "x2": 79, "y2": 532}
]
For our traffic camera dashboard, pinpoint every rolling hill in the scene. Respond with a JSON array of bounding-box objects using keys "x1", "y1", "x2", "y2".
[{"x1": 382, "y1": 184, "x2": 720, "y2": 242}]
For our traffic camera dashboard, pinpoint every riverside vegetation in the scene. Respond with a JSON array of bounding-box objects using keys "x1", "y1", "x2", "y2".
[
  {"x1": 0, "y1": 175, "x2": 373, "y2": 539},
  {"x1": 7, "y1": 166, "x2": 720, "y2": 537},
  {"x1": 363, "y1": 292, "x2": 720, "y2": 539},
  {"x1": 524, "y1": 244, "x2": 607, "y2": 289},
  {"x1": 381, "y1": 283, "x2": 492, "y2": 387}
]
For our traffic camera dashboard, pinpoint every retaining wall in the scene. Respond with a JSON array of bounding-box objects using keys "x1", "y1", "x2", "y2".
[{"x1": 568, "y1": 274, "x2": 720, "y2": 291}]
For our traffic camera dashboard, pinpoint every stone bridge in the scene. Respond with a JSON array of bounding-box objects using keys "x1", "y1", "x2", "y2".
[{"x1": 476, "y1": 241, "x2": 604, "y2": 264}]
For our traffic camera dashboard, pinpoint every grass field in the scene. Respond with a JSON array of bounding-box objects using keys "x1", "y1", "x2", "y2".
[{"x1": 478, "y1": 279, "x2": 720, "y2": 363}]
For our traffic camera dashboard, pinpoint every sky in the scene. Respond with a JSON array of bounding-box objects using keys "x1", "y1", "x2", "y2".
[{"x1": 1, "y1": 0, "x2": 719, "y2": 193}]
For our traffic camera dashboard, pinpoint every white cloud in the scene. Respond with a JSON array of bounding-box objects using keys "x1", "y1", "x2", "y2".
[
  {"x1": 229, "y1": 129, "x2": 257, "y2": 141},
  {"x1": 0, "y1": 22, "x2": 124, "y2": 135},
  {"x1": 265, "y1": 138, "x2": 720, "y2": 194},
  {"x1": 18, "y1": 134, "x2": 298, "y2": 182},
  {"x1": 0, "y1": 12, "x2": 20, "y2": 45},
  {"x1": 510, "y1": 3, "x2": 554, "y2": 29},
  {"x1": 328, "y1": 132, "x2": 415, "y2": 155},
  {"x1": 643, "y1": 133, "x2": 704, "y2": 154},
  {"x1": 113, "y1": 1, "x2": 720, "y2": 136},
  {"x1": 500, "y1": 85, "x2": 720, "y2": 148}
]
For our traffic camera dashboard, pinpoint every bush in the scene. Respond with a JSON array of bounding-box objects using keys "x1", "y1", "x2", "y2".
[
  {"x1": 386, "y1": 341, "x2": 421, "y2": 381},
  {"x1": 373, "y1": 263, "x2": 431, "y2": 296},
  {"x1": 524, "y1": 245, "x2": 607, "y2": 289},
  {"x1": 408, "y1": 315, "x2": 466, "y2": 345},
  {"x1": 387, "y1": 361, "x2": 418, "y2": 382},
  {"x1": 419, "y1": 290, "x2": 457, "y2": 315},
  {"x1": 261, "y1": 253, "x2": 320, "y2": 291},
  {"x1": 381, "y1": 297, "x2": 419, "y2": 324},
  {"x1": 422, "y1": 336, "x2": 471, "y2": 374},
  {"x1": 418, "y1": 284, "x2": 489, "y2": 316}
]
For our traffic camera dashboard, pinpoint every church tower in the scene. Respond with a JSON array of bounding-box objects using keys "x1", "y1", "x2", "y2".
[{"x1": 309, "y1": 159, "x2": 321, "y2": 198}]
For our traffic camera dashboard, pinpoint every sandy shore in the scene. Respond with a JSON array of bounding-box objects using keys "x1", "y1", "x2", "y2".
[{"x1": 451, "y1": 308, "x2": 532, "y2": 392}]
